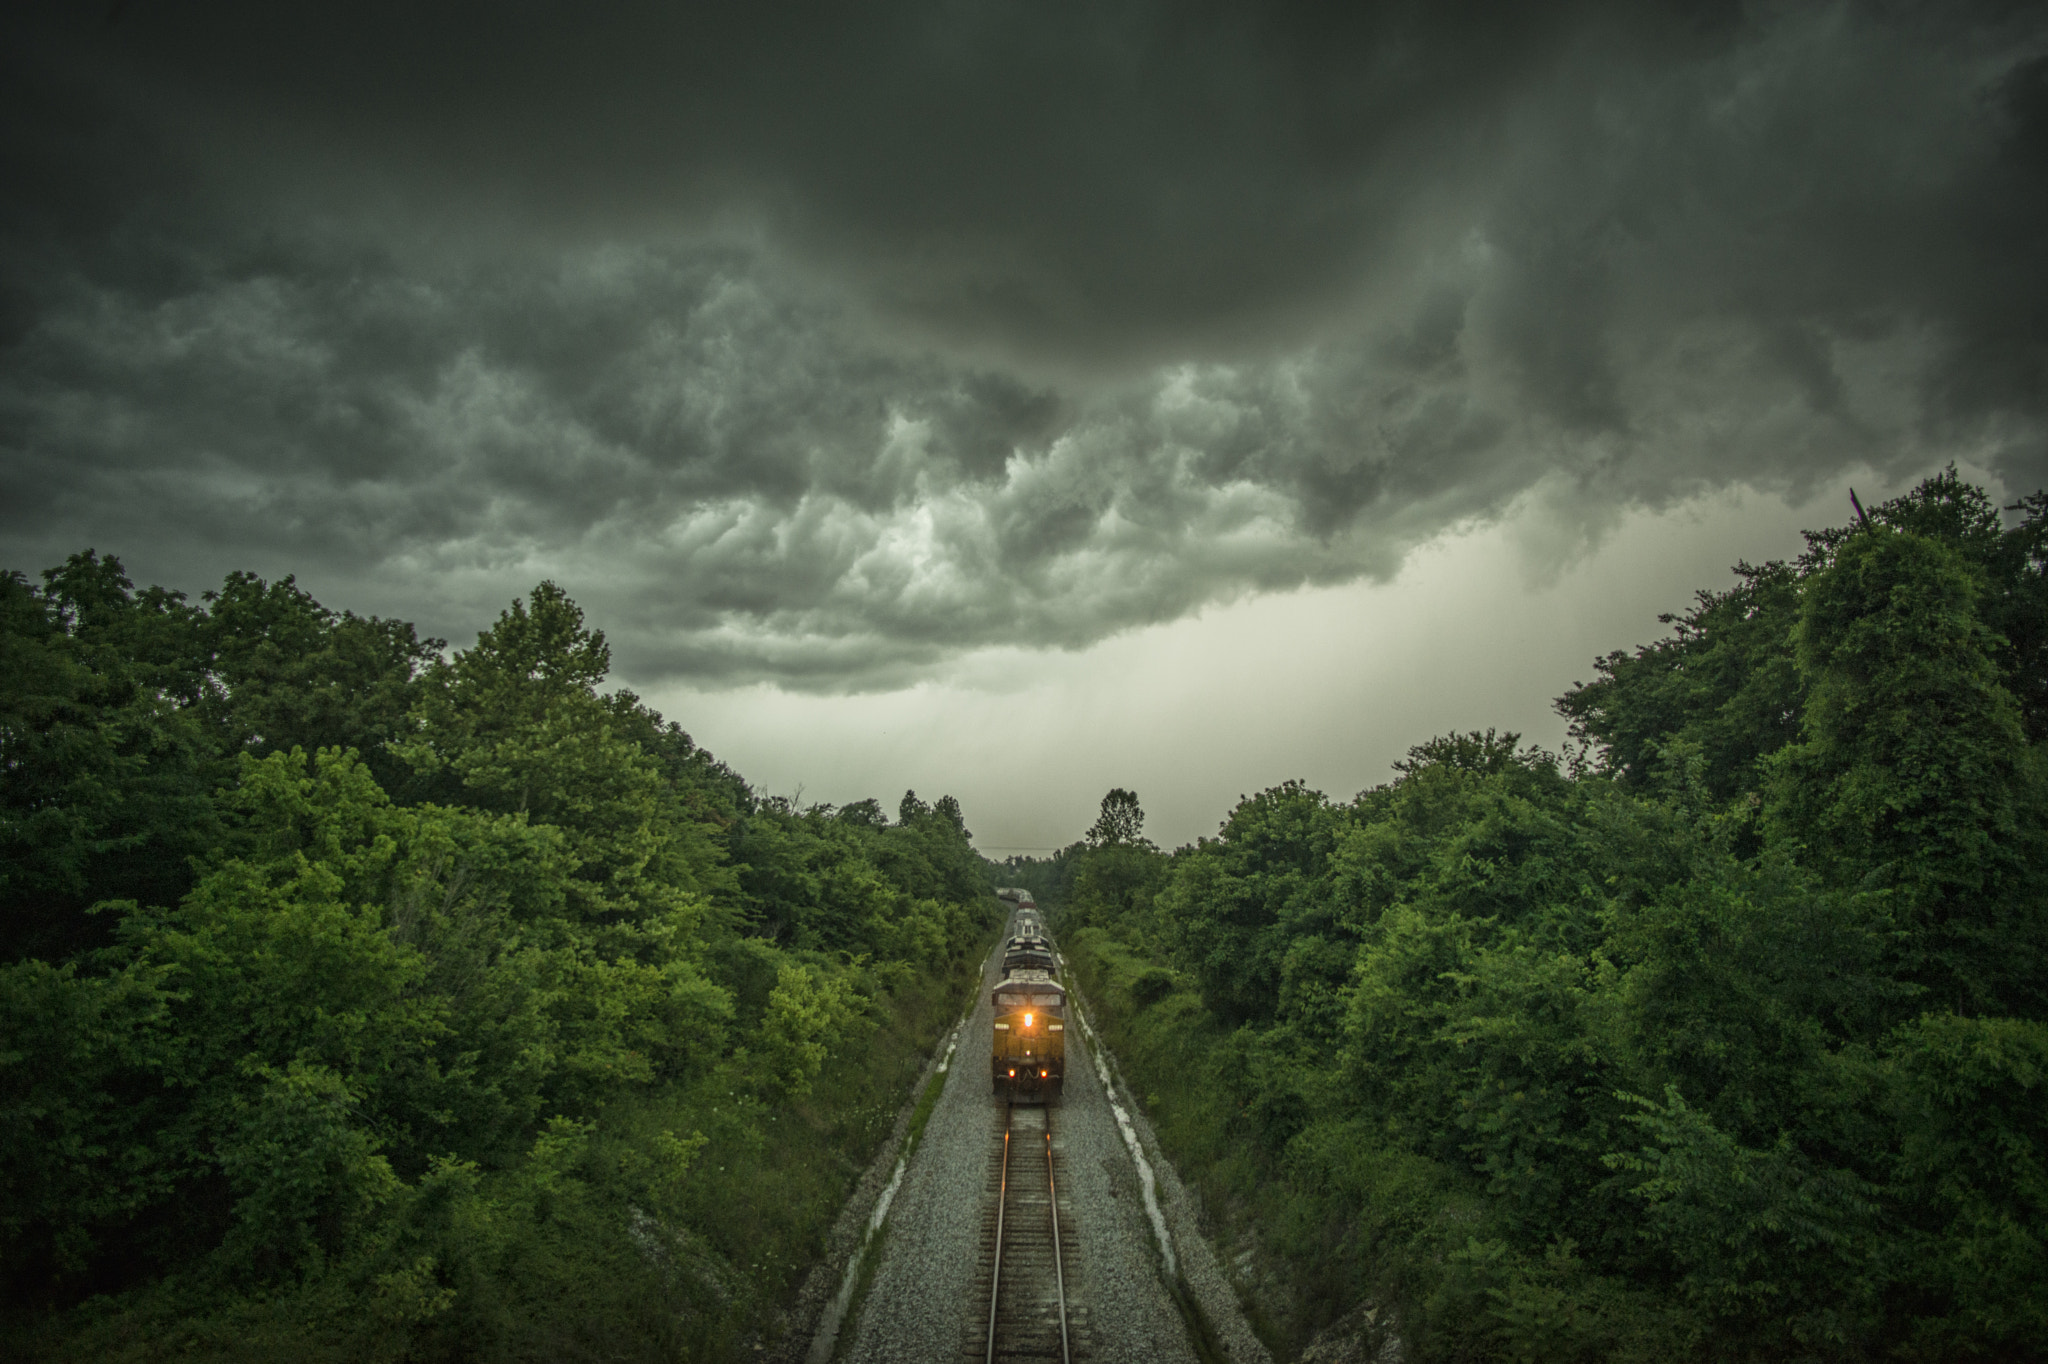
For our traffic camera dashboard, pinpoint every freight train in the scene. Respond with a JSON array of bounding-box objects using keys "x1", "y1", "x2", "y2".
[{"x1": 991, "y1": 905, "x2": 1064, "y2": 1101}]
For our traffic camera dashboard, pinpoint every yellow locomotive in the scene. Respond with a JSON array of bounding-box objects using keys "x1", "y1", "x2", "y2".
[
  {"x1": 992, "y1": 969, "x2": 1064, "y2": 1100},
  {"x1": 992, "y1": 914, "x2": 1064, "y2": 1101}
]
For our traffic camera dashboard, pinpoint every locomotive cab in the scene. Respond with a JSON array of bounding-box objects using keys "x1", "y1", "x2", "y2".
[{"x1": 991, "y1": 970, "x2": 1065, "y2": 1102}]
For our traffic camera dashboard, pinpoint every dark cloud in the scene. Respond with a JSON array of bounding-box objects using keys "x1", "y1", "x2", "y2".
[{"x1": 2, "y1": 0, "x2": 2046, "y2": 689}]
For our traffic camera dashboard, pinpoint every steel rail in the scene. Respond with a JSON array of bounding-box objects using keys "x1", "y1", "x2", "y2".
[
  {"x1": 1046, "y1": 1117, "x2": 1071, "y2": 1364},
  {"x1": 985, "y1": 1105, "x2": 1012, "y2": 1364},
  {"x1": 982, "y1": 1103, "x2": 1072, "y2": 1364}
]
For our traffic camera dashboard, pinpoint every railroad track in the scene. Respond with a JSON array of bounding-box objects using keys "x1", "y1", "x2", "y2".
[{"x1": 971, "y1": 1103, "x2": 1084, "y2": 1363}]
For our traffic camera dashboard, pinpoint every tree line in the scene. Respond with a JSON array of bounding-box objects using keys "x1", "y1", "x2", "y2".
[
  {"x1": 1031, "y1": 469, "x2": 2048, "y2": 1362},
  {"x1": 1, "y1": 559, "x2": 999, "y2": 1360}
]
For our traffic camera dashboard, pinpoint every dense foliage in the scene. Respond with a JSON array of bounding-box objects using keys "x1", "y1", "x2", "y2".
[
  {"x1": 1051, "y1": 471, "x2": 2048, "y2": 1362},
  {"x1": 0, "y1": 560, "x2": 998, "y2": 1360}
]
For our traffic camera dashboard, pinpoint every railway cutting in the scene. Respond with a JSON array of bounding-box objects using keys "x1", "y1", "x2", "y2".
[{"x1": 834, "y1": 888, "x2": 1245, "y2": 1364}]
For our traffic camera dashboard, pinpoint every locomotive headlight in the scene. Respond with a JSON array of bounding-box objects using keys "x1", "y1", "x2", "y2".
[{"x1": 1024, "y1": 1012, "x2": 1033, "y2": 1028}]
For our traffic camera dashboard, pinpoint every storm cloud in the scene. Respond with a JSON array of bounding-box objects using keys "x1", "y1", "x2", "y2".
[{"x1": 3, "y1": 0, "x2": 2045, "y2": 687}]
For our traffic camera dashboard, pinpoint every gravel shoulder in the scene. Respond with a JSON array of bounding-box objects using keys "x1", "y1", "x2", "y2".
[
  {"x1": 1069, "y1": 991, "x2": 1273, "y2": 1364},
  {"x1": 828, "y1": 936, "x2": 1272, "y2": 1364}
]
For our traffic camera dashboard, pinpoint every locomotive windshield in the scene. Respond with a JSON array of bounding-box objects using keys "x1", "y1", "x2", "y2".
[{"x1": 995, "y1": 990, "x2": 1063, "y2": 1009}]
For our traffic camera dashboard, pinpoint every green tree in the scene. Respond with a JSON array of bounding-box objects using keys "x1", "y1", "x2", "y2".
[
  {"x1": 1086, "y1": 788, "x2": 1148, "y2": 847},
  {"x1": 1560, "y1": 469, "x2": 2048, "y2": 796},
  {"x1": 1161, "y1": 779, "x2": 1340, "y2": 1025},
  {"x1": 1766, "y1": 528, "x2": 2037, "y2": 1012},
  {"x1": 197, "y1": 570, "x2": 442, "y2": 795},
  {"x1": 0, "y1": 563, "x2": 218, "y2": 960},
  {"x1": 1557, "y1": 561, "x2": 1805, "y2": 802},
  {"x1": 396, "y1": 584, "x2": 734, "y2": 928}
]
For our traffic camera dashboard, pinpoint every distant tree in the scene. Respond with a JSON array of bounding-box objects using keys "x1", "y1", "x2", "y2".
[
  {"x1": 1158, "y1": 779, "x2": 1336, "y2": 1025},
  {"x1": 1086, "y1": 788, "x2": 1147, "y2": 848},
  {"x1": 1064, "y1": 841, "x2": 1167, "y2": 942},
  {"x1": 898, "y1": 789, "x2": 931, "y2": 824},
  {"x1": 836, "y1": 798, "x2": 888, "y2": 828},
  {"x1": 1392, "y1": 728, "x2": 1534, "y2": 778}
]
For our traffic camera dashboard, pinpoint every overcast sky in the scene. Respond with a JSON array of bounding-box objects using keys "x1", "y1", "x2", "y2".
[{"x1": 5, "y1": 1, "x2": 2046, "y2": 849}]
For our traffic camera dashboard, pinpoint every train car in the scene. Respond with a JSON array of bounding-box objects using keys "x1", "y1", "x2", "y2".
[
  {"x1": 1001, "y1": 935, "x2": 1056, "y2": 976},
  {"x1": 991, "y1": 968, "x2": 1065, "y2": 1101}
]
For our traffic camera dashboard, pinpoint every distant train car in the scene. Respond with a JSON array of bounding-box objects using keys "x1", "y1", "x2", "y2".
[
  {"x1": 991, "y1": 968, "x2": 1065, "y2": 1101},
  {"x1": 1002, "y1": 936, "x2": 1056, "y2": 976}
]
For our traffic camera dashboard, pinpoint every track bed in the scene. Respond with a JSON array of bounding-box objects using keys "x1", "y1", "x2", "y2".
[{"x1": 968, "y1": 1103, "x2": 1088, "y2": 1363}]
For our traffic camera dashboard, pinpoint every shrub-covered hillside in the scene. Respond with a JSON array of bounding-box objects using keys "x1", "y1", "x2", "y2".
[
  {"x1": 1039, "y1": 470, "x2": 2048, "y2": 1362},
  {"x1": 0, "y1": 560, "x2": 999, "y2": 1360}
]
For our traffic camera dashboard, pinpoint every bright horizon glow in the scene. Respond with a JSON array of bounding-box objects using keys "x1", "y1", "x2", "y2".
[{"x1": 642, "y1": 462, "x2": 1984, "y2": 855}]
